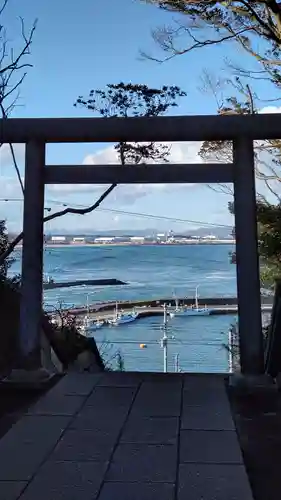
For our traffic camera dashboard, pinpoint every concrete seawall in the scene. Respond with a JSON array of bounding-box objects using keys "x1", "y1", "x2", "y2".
[{"x1": 84, "y1": 303, "x2": 273, "y2": 321}]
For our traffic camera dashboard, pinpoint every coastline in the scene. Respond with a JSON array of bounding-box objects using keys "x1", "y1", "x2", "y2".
[{"x1": 16, "y1": 240, "x2": 235, "y2": 249}]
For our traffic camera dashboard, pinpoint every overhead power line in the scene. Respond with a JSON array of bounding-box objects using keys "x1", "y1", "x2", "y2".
[{"x1": 0, "y1": 197, "x2": 233, "y2": 229}]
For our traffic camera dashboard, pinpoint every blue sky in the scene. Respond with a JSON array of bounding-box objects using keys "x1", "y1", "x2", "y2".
[{"x1": 0, "y1": 0, "x2": 278, "y2": 233}]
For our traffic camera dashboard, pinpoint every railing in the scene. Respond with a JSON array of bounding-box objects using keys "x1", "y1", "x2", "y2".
[{"x1": 2, "y1": 113, "x2": 280, "y2": 374}]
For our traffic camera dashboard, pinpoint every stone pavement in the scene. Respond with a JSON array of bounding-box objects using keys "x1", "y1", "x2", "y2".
[{"x1": 0, "y1": 372, "x2": 253, "y2": 500}]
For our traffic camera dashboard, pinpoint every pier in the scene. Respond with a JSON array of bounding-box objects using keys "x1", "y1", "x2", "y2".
[{"x1": 80, "y1": 303, "x2": 273, "y2": 322}]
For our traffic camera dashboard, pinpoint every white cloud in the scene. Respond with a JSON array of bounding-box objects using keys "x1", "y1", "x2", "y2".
[
  {"x1": 0, "y1": 145, "x2": 25, "y2": 207},
  {"x1": 83, "y1": 146, "x2": 119, "y2": 165},
  {"x1": 49, "y1": 141, "x2": 202, "y2": 203},
  {"x1": 0, "y1": 144, "x2": 25, "y2": 168},
  {"x1": 0, "y1": 175, "x2": 23, "y2": 198},
  {"x1": 83, "y1": 141, "x2": 203, "y2": 166},
  {"x1": 259, "y1": 106, "x2": 281, "y2": 114},
  {"x1": 47, "y1": 184, "x2": 103, "y2": 194}
]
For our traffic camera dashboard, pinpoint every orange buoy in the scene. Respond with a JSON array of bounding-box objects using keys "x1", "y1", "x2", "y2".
[{"x1": 139, "y1": 343, "x2": 147, "y2": 349}]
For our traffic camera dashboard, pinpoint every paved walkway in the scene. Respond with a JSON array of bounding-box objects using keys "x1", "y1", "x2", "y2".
[{"x1": 0, "y1": 372, "x2": 253, "y2": 500}]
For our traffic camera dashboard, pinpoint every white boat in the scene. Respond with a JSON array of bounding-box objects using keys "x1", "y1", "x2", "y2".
[
  {"x1": 108, "y1": 302, "x2": 139, "y2": 325},
  {"x1": 80, "y1": 315, "x2": 104, "y2": 336},
  {"x1": 169, "y1": 286, "x2": 212, "y2": 317},
  {"x1": 80, "y1": 294, "x2": 105, "y2": 335}
]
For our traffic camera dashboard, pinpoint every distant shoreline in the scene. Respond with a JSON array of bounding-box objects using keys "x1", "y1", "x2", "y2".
[{"x1": 16, "y1": 240, "x2": 235, "y2": 249}]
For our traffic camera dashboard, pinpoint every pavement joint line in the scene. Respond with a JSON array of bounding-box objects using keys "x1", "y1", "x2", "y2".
[
  {"x1": 17, "y1": 373, "x2": 102, "y2": 498},
  {"x1": 95, "y1": 378, "x2": 142, "y2": 499},
  {"x1": 174, "y1": 375, "x2": 184, "y2": 500}
]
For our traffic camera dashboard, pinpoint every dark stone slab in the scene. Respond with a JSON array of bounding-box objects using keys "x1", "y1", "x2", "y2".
[
  {"x1": 182, "y1": 386, "x2": 229, "y2": 407},
  {"x1": 0, "y1": 450, "x2": 44, "y2": 482},
  {"x1": 183, "y1": 375, "x2": 228, "y2": 407},
  {"x1": 99, "y1": 482, "x2": 175, "y2": 500},
  {"x1": 85, "y1": 386, "x2": 137, "y2": 408},
  {"x1": 178, "y1": 464, "x2": 253, "y2": 500},
  {"x1": 180, "y1": 430, "x2": 243, "y2": 464},
  {"x1": 1, "y1": 415, "x2": 71, "y2": 441},
  {"x1": 0, "y1": 416, "x2": 71, "y2": 480},
  {"x1": 51, "y1": 429, "x2": 116, "y2": 461},
  {"x1": 181, "y1": 405, "x2": 235, "y2": 431},
  {"x1": 27, "y1": 394, "x2": 85, "y2": 416},
  {"x1": 70, "y1": 406, "x2": 128, "y2": 433},
  {"x1": 130, "y1": 382, "x2": 182, "y2": 417},
  {"x1": 183, "y1": 376, "x2": 227, "y2": 394},
  {"x1": 106, "y1": 444, "x2": 177, "y2": 482},
  {"x1": 183, "y1": 374, "x2": 227, "y2": 389},
  {"x1": 141, "y1": 373, "x2": 183, "y2": 385},
  {"x1": 121, "y1": 417, "x2": 179, "y2": 444},
  {"x1": 140, "y1": 380, "x2": 183, "y2": 391},
  {"x1": 97, "y1": 372, "x2": 142, "y2": 387},
  {"x1": 19, "y1": 461, "x2": 107, "y2": 500},
  {"x1": 96, "y1": 372, "x2": 183, "y2": 388},
  {"x1": 50, "y1": 373, "x2": 103, "y2": 396},
  {"x1": 130, "y1": 399, "x2": 181, "y2": 417},
  {"x1": 0, "y1": 481, "x2": 27, "y2": 499}
]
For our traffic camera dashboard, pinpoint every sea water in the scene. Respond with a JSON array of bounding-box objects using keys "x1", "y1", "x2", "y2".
[{"x1": 10, "y1": 244, "x2": 237, "y2": 372}]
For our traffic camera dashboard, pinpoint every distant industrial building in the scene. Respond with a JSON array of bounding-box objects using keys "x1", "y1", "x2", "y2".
[
  {"x1": 202, "y1": 235, "x2": 217, "y2": 240},
  {"x1": 94, "y1": 237, "x2": 115, "y2": 244},
  {"x1": 130, "y1": 236, "x2": 145, "y2": 243},
  {"x1": 72, "y1": 237, "x2": 86, "y2": 244},
  {"x1": 50, "y1": 236, "x2": 67, "y2": 244},
  {"x1": 156, "y1": 233, "x2": 167, "y2": 243}
]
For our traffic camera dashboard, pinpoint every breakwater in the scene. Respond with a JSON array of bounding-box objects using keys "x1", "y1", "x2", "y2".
[
  {"x1": 43, "y1": 278, "x2": 127, "y2": 290},
  {"x1": 59, "y1": 296, "x2": 273, "y2": 317}
]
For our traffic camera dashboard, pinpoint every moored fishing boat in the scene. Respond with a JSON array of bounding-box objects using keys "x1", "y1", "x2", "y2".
[
  {"x1": 108, "y1": 302, "x2": 139, "y2": 325},
  {"x1": 169, "y1": 286, "x2": 212, "y2": 317},
  {"x1": 80, "y1": 316, "x2": 104, "y2": 336}
]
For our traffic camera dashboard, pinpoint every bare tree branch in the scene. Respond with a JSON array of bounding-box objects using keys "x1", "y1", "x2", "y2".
[
  {"x1": 0, "y1": 0, "x2": 8, "y2": 18},
  {"x1": 199, "y1": 71, "x2": 281, "y2": 201},
  {"x1": 0, "y1": 102, "x2": 24, "y2": 193},
  {"x1": 9, "y1": 142, "x2": 24, "y2": 193},
  {"x1": 0, "y1": 0, "x2": 37, "y2": 117},
  {"x1": 0, "y1": 83, "x2": 185, "y2": 266},
  {"x1": 141, "y1": 25, "x2": 250, "y2": 63},
  {"x1": 0, "y1": 0, "x2": 37, "y2": 199},
  {"x1": 0, "y1": 183, "x2": 117, "y2": 266},
  {"x1": 0, "y1": 16, "x2": 37, "y2": 75},
  {"x1": 142, "y1": 1, "x2": 281, "y2": 89}
]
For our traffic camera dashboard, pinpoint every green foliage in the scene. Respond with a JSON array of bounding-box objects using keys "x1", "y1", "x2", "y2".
[
  {"x1": 257, "y1": 202, "x2": 281, "y2": 264},
  {"x1": 260, "y1": 264, "x2": 280, "y2": 289},
  {"x1": 75, "y1": 82, "x2": 186, "y2": 164},
  {"x1": 228, "y1": 201, "x2": 281, "y2": 288},
  {"x1": 76, "y1": 82, "x2": 185, "y2": 118},
  {"x1": 0, "y1": 220, "x2": 13, "y2": 280},
  {"x1": 228, "y1": 201, "x2": 234, "y2": 215},
  {"x1": 199, "y1": 81, "x2": 257, "y2": 165},
  {"x1": 98, "y1": 341, "x2": 125, "y2": 372},
  {"x1": 197, "y1": 79, "x2": 281, "y2": 289},
  {"x1": 116, "y1": 350, "x2": 125, "y2": 371},
  {"x1": 142, "y1": 1, "x2": 281, "y2": 288}
]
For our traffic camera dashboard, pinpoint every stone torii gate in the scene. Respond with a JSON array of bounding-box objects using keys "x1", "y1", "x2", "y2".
[{"x1": 1, "y1": 113, "x2": 277, "y2": 377}]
